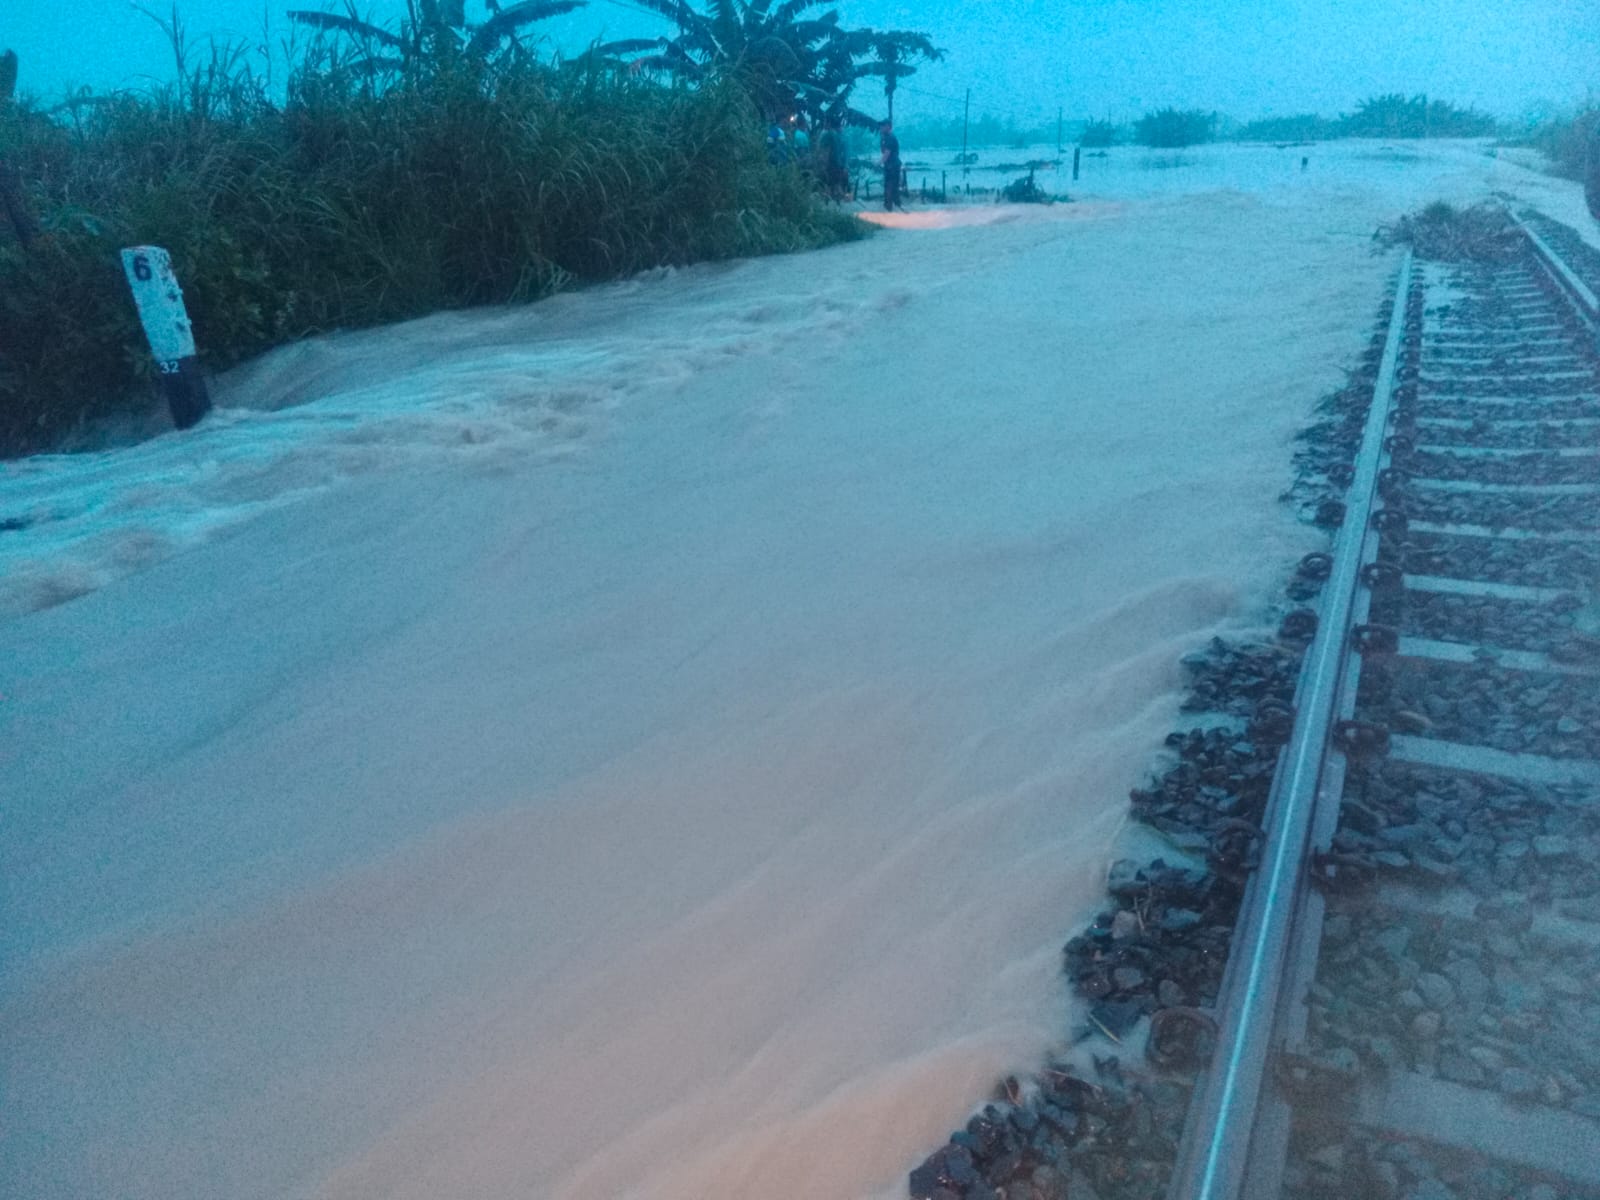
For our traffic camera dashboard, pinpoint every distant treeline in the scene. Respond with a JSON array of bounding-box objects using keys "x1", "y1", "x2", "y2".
[
  {"x1": 902, "y1": 93, "x2": 1507, "y2": 152},
  {"x1": 1237, "y1": 95, "x2": 1499, "y2": 142}
]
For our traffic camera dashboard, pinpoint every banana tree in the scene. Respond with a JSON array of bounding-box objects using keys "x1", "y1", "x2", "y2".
[
  {"x1": 621, "y1": 1, "x2": 938, "y2": 128},
  {"x1": 847, "y1": 29, "x2": 940, "y2": 124},
  {"x1": 622, "y1": 0, "x2": 810, "y2": 118},
  {"x1": 470, "y1": 0, "x2": 587, "y2": 61},
  {"x1": 622, "y1": 1, "x2": 871, "y2": 122},
  {"x1": 287, "y1": 0, "x2": 587, "y2": 79}
]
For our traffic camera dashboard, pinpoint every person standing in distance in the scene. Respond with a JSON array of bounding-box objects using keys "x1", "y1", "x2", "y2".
[
  {"x1": 767, "y1": 121, "x2": 790, "y2": 167},
  {"x1": 827, "y1": 118, "x2": 851, "y2": 200},
  {"x1": 880, "y1": 120, "x2": 903, "y2": 212}
]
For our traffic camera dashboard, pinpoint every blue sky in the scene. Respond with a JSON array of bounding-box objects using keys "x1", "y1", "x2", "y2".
[{"x1": 7, "y1": 0, "x2": 1598, "y2": 125}]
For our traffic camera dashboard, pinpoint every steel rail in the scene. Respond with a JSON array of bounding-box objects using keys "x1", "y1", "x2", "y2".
[
  {"x1": 1165, "y1": 251, "x2": 1414, "y2": 1200},
  {"x1": 1512, "y1": 211, "x2": 1600, "y2": 331},
  {"x1": 1166, "y1": 211, "x2": 1600, "y2": 1200}
]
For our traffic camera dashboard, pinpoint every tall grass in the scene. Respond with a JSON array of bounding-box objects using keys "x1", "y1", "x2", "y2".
[
  {"x1": 1524, "y1": 107, "x2": 1598, "y2": 182},
  {"x1": 0, "y1": 43, "x2": 864, "y2": 455}
]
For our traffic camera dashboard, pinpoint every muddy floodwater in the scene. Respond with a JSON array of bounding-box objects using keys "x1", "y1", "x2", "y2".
[{"x1": 3, "y1": 141, "x2": 1596, "y2": 1199}]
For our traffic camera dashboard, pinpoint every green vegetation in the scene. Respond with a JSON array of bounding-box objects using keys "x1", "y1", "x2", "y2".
[
  {"x1": 286, "y1": 0, "x2": 590, "y2": 74},
  {"x1": 1522, "y1": 107, "x2": 1598, "y2": 181},
  {"x1": 1133, "y1": 107, "x2": 1216, "y2": 149},
  {"x1": 612, "y1": 1, "x2": 940, "y2": 127},
  {"x1": 1234, "y1": 97, "x2": 1498, "y2": 145},
  {"x1": 1339, "y1": 93, "x2": 1497, "y2": 139},
  {"x1": 1078, "y1": 119, "x2": 1117, "y2": 148},
  {"x1": 1524, "y1": 107, "x2": 1600, "y2": 220},
  {"x1": 0, "y1": 0, "x2": 945, "y2": 455},
  {"x1": 904, "y1": 93, "x2": 1511, "y2": 159},
  {"x1": 1512, "y1": 107, "x2": 1598, "y2": 220}
]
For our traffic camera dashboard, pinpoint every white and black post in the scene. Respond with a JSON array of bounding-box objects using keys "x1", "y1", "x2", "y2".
[{"x1": 121, "y1": 245, "x2": 210, "y2": 430}]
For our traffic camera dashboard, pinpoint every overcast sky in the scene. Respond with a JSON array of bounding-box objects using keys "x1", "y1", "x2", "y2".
[{"x1": 7, "y1": 0, "x2": 1598, "y2": 126}]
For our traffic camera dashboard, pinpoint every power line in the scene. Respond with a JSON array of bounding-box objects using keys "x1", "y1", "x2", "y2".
[
  {"x1": 896, "y1": 82, "x2": 972, "y2": 106},
  {"x1": 896, "y1": 82, "x2": 1063, "y2": 127}
]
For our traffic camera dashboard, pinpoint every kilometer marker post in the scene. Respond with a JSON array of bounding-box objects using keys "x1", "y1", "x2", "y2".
[{"x1": 121, "y1": 245, "x2": 211, "y2": 429}]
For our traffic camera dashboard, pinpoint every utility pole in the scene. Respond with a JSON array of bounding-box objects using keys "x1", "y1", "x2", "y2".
[
  {"x1": 962, "y1": 88, "x2": 971, "y2": 170},
  {"x1": 1058, "y1": 106, "x2": 1064, "y2": 156},
  {"x1": 960, "y1": 88, "x2": 972, "y2": 190}
]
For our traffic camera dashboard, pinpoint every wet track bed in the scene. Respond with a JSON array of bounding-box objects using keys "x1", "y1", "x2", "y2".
[
  {"x1": 1275, "y1": 226, "x2": 1600, "y2": 1200},
  {"x1": 1398, "y1": 527, "x2": 1600, "y2": 589},
  {"x1": 907, "y1": 209, "x2": 1600, "y2": 1200},
  {"x1": 1359, "y1": 656, "x2": 1600, "y2": 758},
  {"x1": 1372, "y1": 588, "x2": 1581, "y2": 655}
]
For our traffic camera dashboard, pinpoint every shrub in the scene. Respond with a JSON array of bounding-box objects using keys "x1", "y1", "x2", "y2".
[
  {"x1": 1339, "y1": 94, "x2": 1498, "y2": 139},
  {"x1": 1132, "y1": 108, "x2": 1215, "y2": 149},
  {"x1": 0, "y1": 48, "x2": 866, "y2": 455},
  {"x1": 1078, "y1": 119, "x2": 1116, "y2": 148},
  {"x1": 1523, "y1": 108, "x2": 1599, "y2": 182}
]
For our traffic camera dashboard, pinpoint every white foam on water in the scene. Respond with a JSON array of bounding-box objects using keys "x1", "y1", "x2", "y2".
[{"x1": 1, "y1": 140, "x2": 1591, "y2": 1200}]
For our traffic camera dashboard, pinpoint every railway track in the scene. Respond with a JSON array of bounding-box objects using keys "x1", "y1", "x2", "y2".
[
  {"x1": 906, "y1": 207, "x2": 1600, "y2": 1200},
  {"x1": 1170, "y1": 210, "x2": 1600, "y2": 1200}
]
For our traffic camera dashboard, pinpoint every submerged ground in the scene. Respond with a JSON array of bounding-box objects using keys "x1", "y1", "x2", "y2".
[{"x1": 2, "y1": 141, "x2": 1593, "y2": 1200}]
